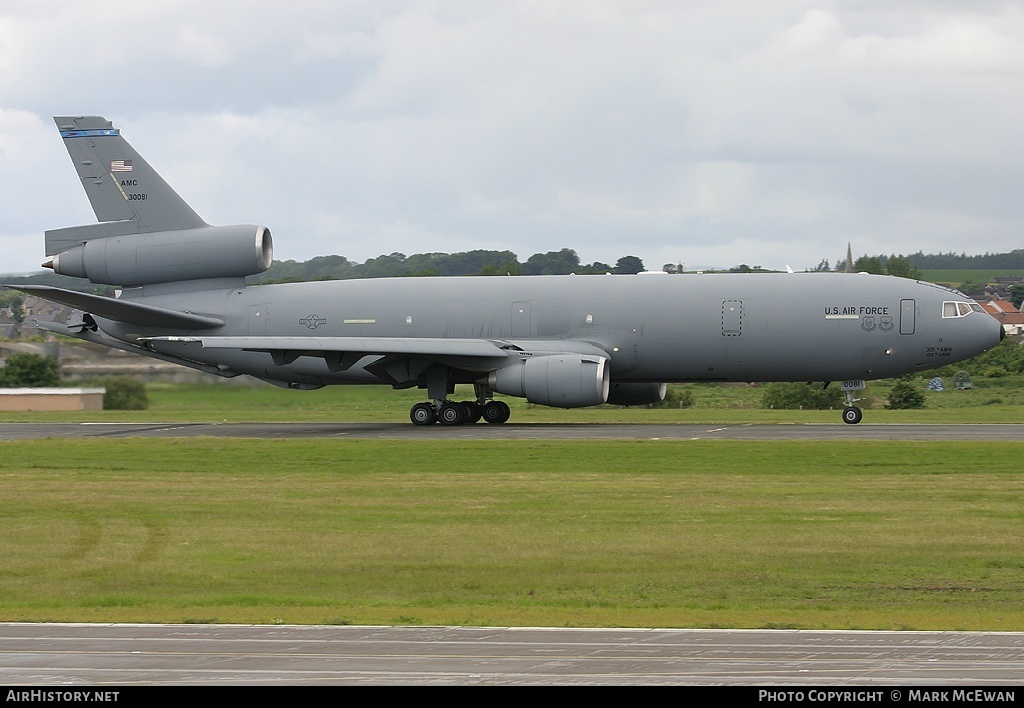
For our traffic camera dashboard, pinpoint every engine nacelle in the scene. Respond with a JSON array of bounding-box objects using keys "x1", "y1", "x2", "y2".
[
  {"x1": 606, "y1": 382, "x2": 667, "y2": 406},
  {"x1": 488, "y1": 354, "x2": 610, "y2": 408},
  {"x1": 45, "y1": 224, "x2": 273, "y2": 286}
]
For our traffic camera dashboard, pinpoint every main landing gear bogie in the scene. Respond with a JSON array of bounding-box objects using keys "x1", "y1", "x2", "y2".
[{"x1": 410, "y1": 399, "x2": 510, "y2": 426}]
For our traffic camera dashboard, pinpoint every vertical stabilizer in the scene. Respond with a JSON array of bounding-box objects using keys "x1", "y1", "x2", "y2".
[
  {"x1": 53, "y1": 116, "x2": 207, "y2": 235},
  {"x1": 42, "y1": 116, "x2": 271, "y2": 285}
]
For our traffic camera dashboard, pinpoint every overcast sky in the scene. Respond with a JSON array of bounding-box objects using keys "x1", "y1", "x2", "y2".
[{"x1": 2, "y1": 0, "x2": 1023, "y2": 276}]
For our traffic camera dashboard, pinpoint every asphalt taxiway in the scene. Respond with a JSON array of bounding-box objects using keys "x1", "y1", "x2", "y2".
[
  {"x1": 1, "y1": 624, "x2": 1022, "y2": 686},
  {"x1": 2, "y1": 421, "x2": 1023, "y2": 440}
]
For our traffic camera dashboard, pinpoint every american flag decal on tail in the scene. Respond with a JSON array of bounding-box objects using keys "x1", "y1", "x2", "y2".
[{"x1": 110, "y1": 159, "x2": 133, "y2": 172}]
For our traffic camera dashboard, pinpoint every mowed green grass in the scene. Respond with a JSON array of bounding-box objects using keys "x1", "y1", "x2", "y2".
[
  {"x1": 7, "y1": 379, "x2": 1024, "y2": 423},
  {"x1": 921, "y1": 269, "x2": 1024, "y2": 286},
  {"x1": 1, "y1": 438, "x2": 1021, "y2": 630}
]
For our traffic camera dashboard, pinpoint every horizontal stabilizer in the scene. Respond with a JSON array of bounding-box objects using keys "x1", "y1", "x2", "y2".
[{"x1": 5, "y1": 285, "x2": 224, "y2": 330}]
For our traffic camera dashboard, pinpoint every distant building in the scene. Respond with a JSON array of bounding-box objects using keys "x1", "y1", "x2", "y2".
[
  {"x1": 978, "y1": 299, "x2": 1024, "y2": 338},
  {"x1": 0, "y1": 312, "x2": 16, "y2": 338}
]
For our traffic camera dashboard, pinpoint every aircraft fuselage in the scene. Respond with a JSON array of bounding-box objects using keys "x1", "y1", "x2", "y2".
[{"x1": 102, "y1": 271, "x2": 1001, "y2": 389}]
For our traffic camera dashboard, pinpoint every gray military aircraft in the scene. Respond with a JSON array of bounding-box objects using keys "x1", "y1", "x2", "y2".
[{"x1": 6, "y1": 116, "x2": 1005, "y2": 425}]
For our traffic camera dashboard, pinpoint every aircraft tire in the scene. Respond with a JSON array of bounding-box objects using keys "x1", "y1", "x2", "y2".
[
  {"x1": 439, "y1": 402, "x2": 467, "y2": 426},
  {"x1": 482, "y1": 400, "x2": 511, "y2": 425},
  {"x1": 461, "y1": 401, "x2": 482, "y2": 424},
  {"x1": 410, "y1": 402, "x2": 437, "y2": 426},
  {"x1": 842, "y1": 406, "x2": 863, "y2": 425}
]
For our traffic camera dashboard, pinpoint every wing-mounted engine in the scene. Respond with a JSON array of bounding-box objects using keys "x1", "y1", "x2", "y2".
[
  {"x1": 43, "y1": 224, "x2": 273, "y2": 286},
  {"x1": 606, "y1": 382, "x2": 667, "y2": 406},
  {"x1": 487, "y1": 353, "x2": 610, "y2": 408}
]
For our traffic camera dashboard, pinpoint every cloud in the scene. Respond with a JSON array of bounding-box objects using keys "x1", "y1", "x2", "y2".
[{"x1": 2, "y1": 1, "x2": 1023, "y2": 275}]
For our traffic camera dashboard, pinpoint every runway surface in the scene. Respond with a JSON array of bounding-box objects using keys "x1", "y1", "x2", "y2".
[
  {"x1": 1, "y1": 624, "x2": 1022, "y2": 686},
  {"x1": 1, "y1": 421, "x2": 1023, "y2": 441}
]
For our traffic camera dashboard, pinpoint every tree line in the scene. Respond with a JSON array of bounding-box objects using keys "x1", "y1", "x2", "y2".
[
  {"x1": 817, "y1": 250, "x2": 1024, "y2": 277},
  {"x1": 251, "y1": 249, "x2": 647, "y2": 284},
  {"x1": 7, "y1": 245, "x2": 1024, "y2": 293},
  {"x1": 896, "y1": 249, "x2": 1024, "y2": 270},
  {"x1": 831, "y1": 255, "x2": 923, "y2": 279}
]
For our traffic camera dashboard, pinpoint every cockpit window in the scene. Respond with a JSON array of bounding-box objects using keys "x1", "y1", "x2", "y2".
[{"x1": 943, "y1": 301, "x2": 980, "y2": 318}]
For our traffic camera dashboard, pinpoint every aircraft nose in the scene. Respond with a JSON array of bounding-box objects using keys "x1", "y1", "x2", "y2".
[{"x1": 1000, "y1": 323, "x2": 1006, "y2": 341}]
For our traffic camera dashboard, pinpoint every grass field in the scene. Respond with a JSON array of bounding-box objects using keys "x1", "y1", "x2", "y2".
[
  {"x1": 3, "y1": 273, "x2": 1022, "y2": 631},
  {"x1": 921, "y1": 269, "x2": 1024, "y2": 286},
  {"x1": 5, "y1": 377, "x2": 1024, "y2": 423},
  {"x1": 1, "y1": 438, "x2": 1022, "y2": 630}
]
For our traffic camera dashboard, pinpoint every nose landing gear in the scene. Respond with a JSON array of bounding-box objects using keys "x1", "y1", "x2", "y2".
[
  {"x1": 841, "y1": 404, "x2": 863, "y2": 425},
  {"x1": 840, "y1": 380, "x2": 865, "y2": 425}
]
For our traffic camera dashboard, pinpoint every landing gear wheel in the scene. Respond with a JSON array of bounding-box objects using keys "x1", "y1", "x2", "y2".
[
  {"x1": 842, "y1": 406, "x2": 863, "y2": 425},
  {"x1": 461, "y1": 401, "x2": 482, "y2": 424},
  {"x1": 482, "y1": 400, "x2": 511, "y2": 424},
  {"x1": 410, "y1": 402, "x2": 437, "y2": 426},
  {"x1": 439, "y1": 402, "x2": 467, "y2": 426}
]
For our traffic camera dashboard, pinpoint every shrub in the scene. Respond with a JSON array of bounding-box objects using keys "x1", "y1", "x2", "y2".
[
  {"x1": 0, "y1": 353, "x2": 60, "y2": 387},
  {"x1": 652, "y1": 385, "x2": 695, "y2": 408},
  {"x1": 886, "y1": 377, "x2": 926, "y2": 409},
  {"x1": 95, "y1": 377, "x2": 149, "y2": 410},
  {"x1": 761, "y1": 382, "x2": 843, "y2": 410}
]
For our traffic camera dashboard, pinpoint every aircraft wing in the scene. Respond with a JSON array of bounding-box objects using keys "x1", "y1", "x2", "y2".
[
  {"x1": 5, "y1": 284, "x2": 224, "y2": 330},
  {"x1": 155, "y1": 335, "x2": 510, "y2": 358},
  {"x1": 143, "y1": 335, "x2": 610, "y2": 377}
]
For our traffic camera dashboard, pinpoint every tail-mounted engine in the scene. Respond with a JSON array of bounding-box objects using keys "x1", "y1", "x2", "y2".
[{"x1": 44, "y1": 224, "x2": 273, "y2": 286}]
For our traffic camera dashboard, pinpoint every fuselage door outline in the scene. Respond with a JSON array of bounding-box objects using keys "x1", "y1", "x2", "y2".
[
  {"x1": 900, "y1": 299, "x2": 916, "y2": 335},
  {"x1": 512, "y1": 302, "x2": 531, "y2": 338},
  {"x1": 722, "y1": 300, "x2": 743, "y2": 337}
]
